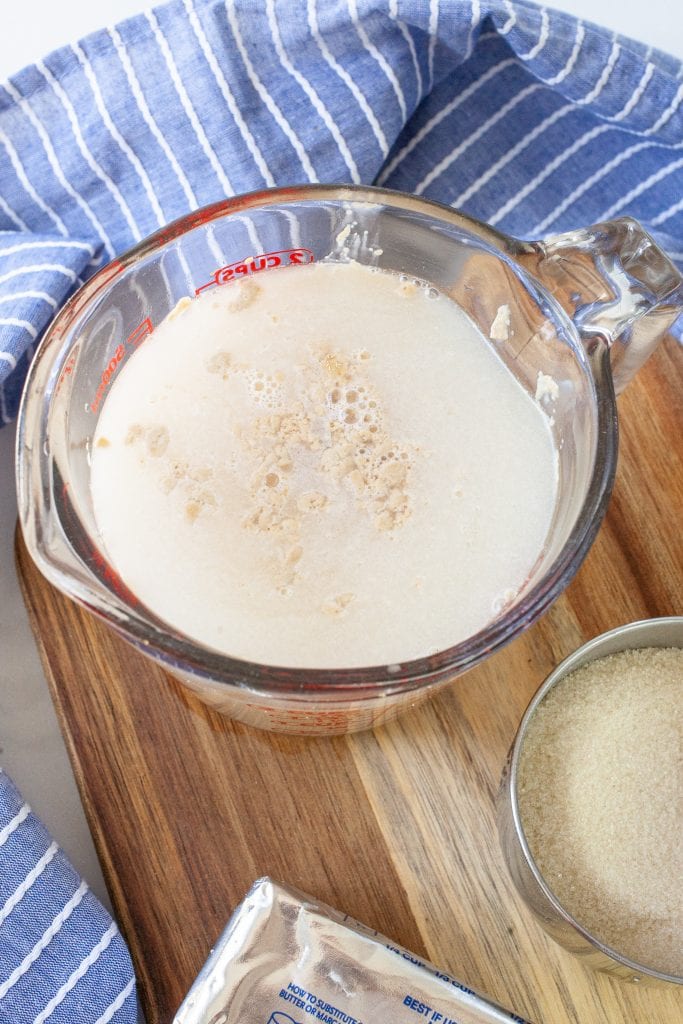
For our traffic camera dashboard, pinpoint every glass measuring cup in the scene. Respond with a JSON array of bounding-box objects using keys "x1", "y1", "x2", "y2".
[{"x1": 16, "y1": 185, "x2": 683, "y2": 735}]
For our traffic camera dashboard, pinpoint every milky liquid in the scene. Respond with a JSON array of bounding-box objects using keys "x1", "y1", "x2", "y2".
[{"x1": 90, "y1": 261, "x2": 558, "y2": 668}]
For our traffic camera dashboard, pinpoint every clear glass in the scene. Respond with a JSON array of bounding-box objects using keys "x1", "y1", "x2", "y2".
[{"x1": 15, "y1": 186, "x2": 683, "y2": 735}]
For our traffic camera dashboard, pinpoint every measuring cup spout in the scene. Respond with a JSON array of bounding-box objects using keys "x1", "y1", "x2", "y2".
[{"x1": 518, "y1": 217, "x2": 683, "y2": 393}]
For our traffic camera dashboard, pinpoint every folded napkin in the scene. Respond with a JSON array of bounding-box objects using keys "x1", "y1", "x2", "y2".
[
  {"x1": 0, "y1": 771, "x2": 136, "y2": 1023},
  {"x1": 2, "y1": 0, "x2": 683, "y2": 424},
  {"x1": 1, "y1": 1, "x2": 682, "y2": 1021}
]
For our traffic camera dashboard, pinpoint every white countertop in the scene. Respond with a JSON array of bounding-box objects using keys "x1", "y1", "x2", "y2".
[{"x1": 1, "y1": 0, "x2": 682, "y2": 926}]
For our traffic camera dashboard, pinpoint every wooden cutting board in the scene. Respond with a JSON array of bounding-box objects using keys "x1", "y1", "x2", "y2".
[{"x1": 16, "y1": 339, "x2": 683, "y2": 1024}]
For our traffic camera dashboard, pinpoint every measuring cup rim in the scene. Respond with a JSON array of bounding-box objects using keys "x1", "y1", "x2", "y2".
[{"x1": 16, "y1": 184, "x2": 620, "y2": 696}]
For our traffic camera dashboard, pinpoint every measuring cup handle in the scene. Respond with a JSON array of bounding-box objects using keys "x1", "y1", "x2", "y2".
[{"x1": 518, "y1": 217, "x2": 683, "y2": 393}]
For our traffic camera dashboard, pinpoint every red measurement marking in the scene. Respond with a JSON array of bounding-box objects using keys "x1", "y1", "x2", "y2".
[
  {"x1": 89, "y1": 546, "x2": 140, "y2": 607},
  {"x1": 58, "y1": 481, "x2": 139, "y2": 606},
  {"x1": 89, "y1": 317, "x2": 154, "y2": 413},
  {"x1": 126, "y1": 316, "x2": 153, "y2": 348},
  {"x1": 195, "y1": 248, "x2": 314, "y2": 295},
  {"x1": 55, "y1": 349, "x2": 77, "y2": 396}
]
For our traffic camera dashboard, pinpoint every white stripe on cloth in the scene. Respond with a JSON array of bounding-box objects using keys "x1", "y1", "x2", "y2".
[
  {"x1": 0, "y1": 881, "x2": 89, "y2": 1000},
  {"x1": 143, "y1": 13, "x2": 264, "y2": 255},
  {"x1": 183, "y1": 0, "x2": 273, "y2": 187},
  {"x1": 205, "y1": 224, "x2": 227, "y2": 270},
  {"x1": 109, "y1": 23, "x2": 198, "y2": 210},
  {"x1": 93, "y1": 978, "x2": 136, "y2": 1024},
  {"x1": 0, "y1": 803, "x2": 30, "y2": 845},
  {"x1": 519, "y1": 6, "x2": 549, "y2": 62},
  {"x1": 282, "y1": 211, "x2": 302, "y2": 251},
  {"x1": 612, "y1": 62, "x2": 655, "y2": 122},
  {"x1": 490, "y1": 123, "x2": 608, "y2": 225},
  {"x1": 0, "y1": 194, "x2": 30, "y2": 232},
  {"x1": 32, "y1": 922, "x2": 118, "y2": 1024},
  {"x1": 72, "y1": 42, "x2": 167, "y2": 229},
  {"x1": 0, "y1": 291, "x2": 58, "y2": 310},
  {"x1": 389, "y1": 0, "x2": 422, "y2": 101},
  {"x1": 580, "y1": 39, "x2": 621, "y2": 106},
  {"x1": 529, "y1": 63, "x2": 658, "y2": 233},
  {"x1": 0, "y1": 263, "x2": 78, "y2": 286},
  {"x1": 0, "y1": 131, "x2": 69, "y2": 237},
  {"x1": 0, "y1": 240, "x2": 94, "y2": 258},
  {"x1": 601, "y1": 154, "x2": 683, "y2": 221},
  {"x1": 454, "y1": 61, "x2": 654, "y2": 216},
  {"x1": 415, "y1": 83, "x2": 541, "y2": 194},
  {"x1": 648, "y1": 80, "x2": 683, "y2": 135},
  {"x1": 545, "y1": 21, "x2": 584, "y2": 86},
  {"x1": 532, "y1": 139, "x2": 660, "y2": 233},
  {"x1": 0, "y1": 351, "x2": 17, "y2": 371},
  {"x1": 452, "y1": 102, "x2": 574, "y2": 208},
  {"x1": 500, "y1": 0, "x2": 516, "y2": 34},
  {"x1": 0, "y1": 842, "x2": 59, "y2": 926},
  {"x1": 651, "y1": 194, "x2": 683, "y2": 226},
  {"x1": 266, "y1": 0, "x2": 360, "y2": 182},
  {"x1": 464, "y1": 1, "x2": 482, "y2": 63},
  {"x1": 0, "y1": 318, "x2": 39, "y2": 340},
  {"x1": 307, "y1": 0, "x2": 388, "y2": 157},
  {"x1": 376, "y1": 58, "x2": 517, "y2": 186},
  {"x1": 347, "y1": 0, "x2": 407, "y2": 123},
  {"x1": 36, "y1": 60, "x2": 142, "y2": 244},
  {"x1": 0, "y1": 352, "x2": 18, "y2": 373},
  {"x1": 3, "y1": 81, "x2": 116, "y2": 258},
  {"x1": 489, "y1": 46, "x2": 655, "y2": 228},
  {"x1": 146, "y1": 10, "x2": 235, "y2": 200},
  {"x1": 428, "y1": 0, "x2": 439, "y2": 92},
  {"x1": 471, "y1": 16, "x2": 578, "y2": 80},
  {"x1": 226, "y1": 0, "x2": 317, "y2": 182}
]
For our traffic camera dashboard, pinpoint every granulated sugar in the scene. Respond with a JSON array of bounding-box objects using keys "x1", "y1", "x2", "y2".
[{"x1": 518, "y1": 646, "x2": 682, "y2": 976}]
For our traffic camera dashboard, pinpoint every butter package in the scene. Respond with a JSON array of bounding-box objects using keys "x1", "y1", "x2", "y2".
[{"x1": 174, "y1": 878, "x2": 532, "y2": 1024}]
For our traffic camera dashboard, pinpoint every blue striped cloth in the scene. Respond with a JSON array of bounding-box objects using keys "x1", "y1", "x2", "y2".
[
  {"x1": 0, "y1": 772, "x2": 136, "y2": 1023},
  {"x1": 2, "y1": 0, "x2": 683, "y2": 425},
  {"x1": 1, "y1": 1, "x2": 682, "y2": 1020}
]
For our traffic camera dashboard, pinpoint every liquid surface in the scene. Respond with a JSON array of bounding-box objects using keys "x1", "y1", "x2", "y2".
[{"x1": 91, "y1": 261, "x2": 558, "y2": 667}]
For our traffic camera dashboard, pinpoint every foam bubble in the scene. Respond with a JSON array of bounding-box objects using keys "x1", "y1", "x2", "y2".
[{"x1": 243, "y1": 368, "x2": 285, "y2": 409}]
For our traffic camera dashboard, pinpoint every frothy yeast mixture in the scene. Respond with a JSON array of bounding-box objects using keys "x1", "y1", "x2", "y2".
[{"x1": 91, "y1": 261, "x2": 558, "y2": 667}]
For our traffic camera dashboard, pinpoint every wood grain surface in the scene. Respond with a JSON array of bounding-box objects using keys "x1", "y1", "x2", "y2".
[{"x1": 16, "y1": 338, "x2": 683, "y2": 1024}]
